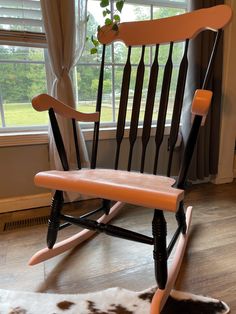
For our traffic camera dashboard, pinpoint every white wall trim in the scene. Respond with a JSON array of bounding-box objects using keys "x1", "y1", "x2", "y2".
[
  {"x1": 0, "y1": 193, "x2": 51, "y2": 214},
  {"x1": 212, "y1": 176, "x2": 234, "y2": 185},
  {"x1": 0, "y1": 131, "x2": 48, "y2": 147},
  {"x1": 0, "y1": 124, "x2": 179, "y2": 147}
]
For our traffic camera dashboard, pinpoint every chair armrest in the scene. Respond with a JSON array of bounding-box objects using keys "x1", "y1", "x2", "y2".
[
  {"x1": 191, "y1": 89, "x2": 213, "y2": 126},
  {"x1": 32, "y1": 94, "x2": 100, "y2": 123}
]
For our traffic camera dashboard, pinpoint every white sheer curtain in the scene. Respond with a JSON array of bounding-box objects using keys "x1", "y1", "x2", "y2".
[{"x1": 40, "y1": 0, "x2": 89, "y2": 199}]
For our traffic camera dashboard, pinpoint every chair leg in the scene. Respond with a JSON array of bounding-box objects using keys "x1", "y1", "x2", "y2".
[
  {"x1": 150, "y1": 206, "x2": 193, "y2": 314},
  {"x1": 152, "y1": 209, "x2": 168, "y2": 290},
  {"x1": 28, "y1": 201, "x2": 125, "y2": 265},
  {"x1": 47, "y1": 190, "x2": 64, "y2": 249},
  {"x1": 176, "y1": 201, "x2": 187, "y2": 234}
]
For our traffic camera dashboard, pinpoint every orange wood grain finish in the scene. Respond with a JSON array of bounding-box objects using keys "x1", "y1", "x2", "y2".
[
  {"x1": 28, "y1": 201, "x2": 125, "y2": 266},
  {"x1": 32, "y1": 94, "x2": 100, "y2": 122},
  {"x1": 98, "y1": 5, "x2": 232, "y2": 46},
  {"x1": 34, "y1": 169, "x2": 184, "y2": 212}
]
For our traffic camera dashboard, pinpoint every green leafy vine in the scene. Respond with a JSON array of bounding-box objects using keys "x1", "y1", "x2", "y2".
[{"x1": 89, "y1": 0, "x2": 125, "y2": 54}]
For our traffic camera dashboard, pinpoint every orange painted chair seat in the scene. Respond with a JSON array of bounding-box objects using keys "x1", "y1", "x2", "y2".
[{"x1": 35, "y1": 169, "x2": 184, "y2": 212}]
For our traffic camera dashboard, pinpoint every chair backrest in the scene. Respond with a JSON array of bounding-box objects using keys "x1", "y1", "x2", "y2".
[{"x1": 35, "y1": 5, "x2": 232, "y2": 189}]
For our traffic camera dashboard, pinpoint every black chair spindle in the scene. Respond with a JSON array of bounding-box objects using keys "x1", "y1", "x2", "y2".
[
  {"x1": 128, "y1": 45, "x2": 146, "y2": 171},
  {"x1": 72, "y1": 118, "x2": 81, "y2": 169},
  {"x1": 153, "y1": 42, "x2": 174, "y2": 175},
  {"x1": 140, "y1": 45, "x2": 159, "y2": 173},
  {"x1": 115, "y1": 46, "x2": 132, "y2": 169},
  {"x1": 49, "y1": 108, "x2": 69, "y2": 171},
  {"x1": 91, "y1": 44, "x2": 106, "y2": 169},
  {"x1": 167, "y1": 40, "x2": 189, "y2": 177}
]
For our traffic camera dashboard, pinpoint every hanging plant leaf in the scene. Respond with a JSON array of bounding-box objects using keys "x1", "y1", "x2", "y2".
[
  {"x1": 112, "y1": 23, "x2": 119, "y2": 31},
  {"x1": 91, "y1": 35, "x2": 99, "y2": 47},
  {"x1": 100, "y1": 0, "x2": 109, "y2": 8},
  {"x1": 103, "y1": 8, "x2": 111, "y2": 17},
  {"x1": 90, "y1": 0, "x2": 125, "y2": 54},
  {"x1": 93, "y1": 39, "x2": 100, "y2": 47},
  {"x1": 105, "y1": 18, "x2": 112, "y2": 25},
  {"x1": 113, "y1": 14, "x2": 120, "y2": 22},
  {"x1": 90, "y1": 47, "x2": 98, "y2": 54},
  {"x1": 116, "y1": 1, "x2": 124, "y2": 13}
]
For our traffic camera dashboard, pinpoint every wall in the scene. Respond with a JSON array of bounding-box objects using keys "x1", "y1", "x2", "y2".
[
  {"x1": 0, "y1": 132, "x2": 180, "y2": 213},
  {"x1": 0, "y1": 143, "x2": 50, "y2": 212},
  {"x1": 0, "y1": 144, "x2": 49, "y2": 198}
]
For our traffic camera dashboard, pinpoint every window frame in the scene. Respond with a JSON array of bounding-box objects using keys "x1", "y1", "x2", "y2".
[
  {"x1": 0, "y1": 0, "x2": 52, "y2": 134},
  {"x1": 0, "y1": 44, "x2": 53, "y2": 133},
  {"x1": 0, "y1": 0, "x2": 187, "y2": 145}
]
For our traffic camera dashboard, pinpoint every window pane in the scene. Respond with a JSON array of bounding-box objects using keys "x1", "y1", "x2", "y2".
[
  {"x1": 113, "y1": 42, "x2": 127, "y2": 64},
  {"x1": 80, "y1": 0, "x2": 112, "y2": 64},
  {"x1": 101, "y1": 66, "x2": 113, "y2": 122},
  {"x1": 76, "y1": 65, "x2": 99, "y2": 112},
  {"x1": 76, "y1": 0, "x2": 188, "y2": 126},
  {"x1": 172, "y1": 41, "x2": 185, "y2": 64},
  {"x1": 114, "y1": 43, "x2": 151, "y2": 65},
  {"x1": 119, "y1": 3, "x2": 150, "y2": 22},
  {"x1": 153, "y1": 6, "x2": 185, "y2": 19},
  {"x1": 0, "y1": 46, "x2": 48, "y2": 128},
  {"x1": 0, "y1": 45, "x2": 45, "y2": 61},
  {"x1": 76, "y1": 65, "x2": 113, "y2": 123},
  {"x1": 114, "y1": 66, "x2": 123, "y2": 121},
  {"x1": 114, "y1": 65, "x2": 150, "y2": 124},
  {"x1": 114, "y1": 4, "x2": 150, "y2": 64},
  {"x1": 0, "y1": 0, "x2": 43, "y2": 33}
]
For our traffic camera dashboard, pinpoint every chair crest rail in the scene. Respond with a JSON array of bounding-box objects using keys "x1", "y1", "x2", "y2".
[{"x1": 98, "y1": 5, "x2": 232, "y2": 46}]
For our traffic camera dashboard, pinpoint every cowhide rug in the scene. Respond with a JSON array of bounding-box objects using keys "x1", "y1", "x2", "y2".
[{"x1": 0, "y1": 287, "x2": 230, "y2": 314}]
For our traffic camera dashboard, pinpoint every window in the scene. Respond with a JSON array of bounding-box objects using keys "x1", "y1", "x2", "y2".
[
  {"x1": 0, "y1": 0, "x2": 49, "y2": 131},
  {"x1": 76, "y1": 0, "x2": 187, "y2": 126},
  {"x1": 0, "y1": 0, "x2": 187, "y2": 133}
]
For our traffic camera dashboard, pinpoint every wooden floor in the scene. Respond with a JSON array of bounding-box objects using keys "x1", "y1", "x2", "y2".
[{"x1": 0, "y1": 180, "x2": 236, "y2": 311}]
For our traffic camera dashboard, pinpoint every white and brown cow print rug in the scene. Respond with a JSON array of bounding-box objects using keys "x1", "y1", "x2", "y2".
[{"x1": 0, "y1": 286, "x2": 230, "y2": 314}]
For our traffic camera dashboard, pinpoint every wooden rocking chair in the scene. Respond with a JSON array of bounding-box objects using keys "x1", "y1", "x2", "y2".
[{"x1": 29, "y1": 5, "x2": 232, "y2": 313}]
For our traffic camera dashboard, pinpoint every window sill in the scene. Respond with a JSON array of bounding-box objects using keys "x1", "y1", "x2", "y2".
[
  {"x1": 0, "y1": 124, "x2": 180, "y2": 147},
  {"x1": 0, "y1": 131, "x2": 48, "y2": 147}
]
